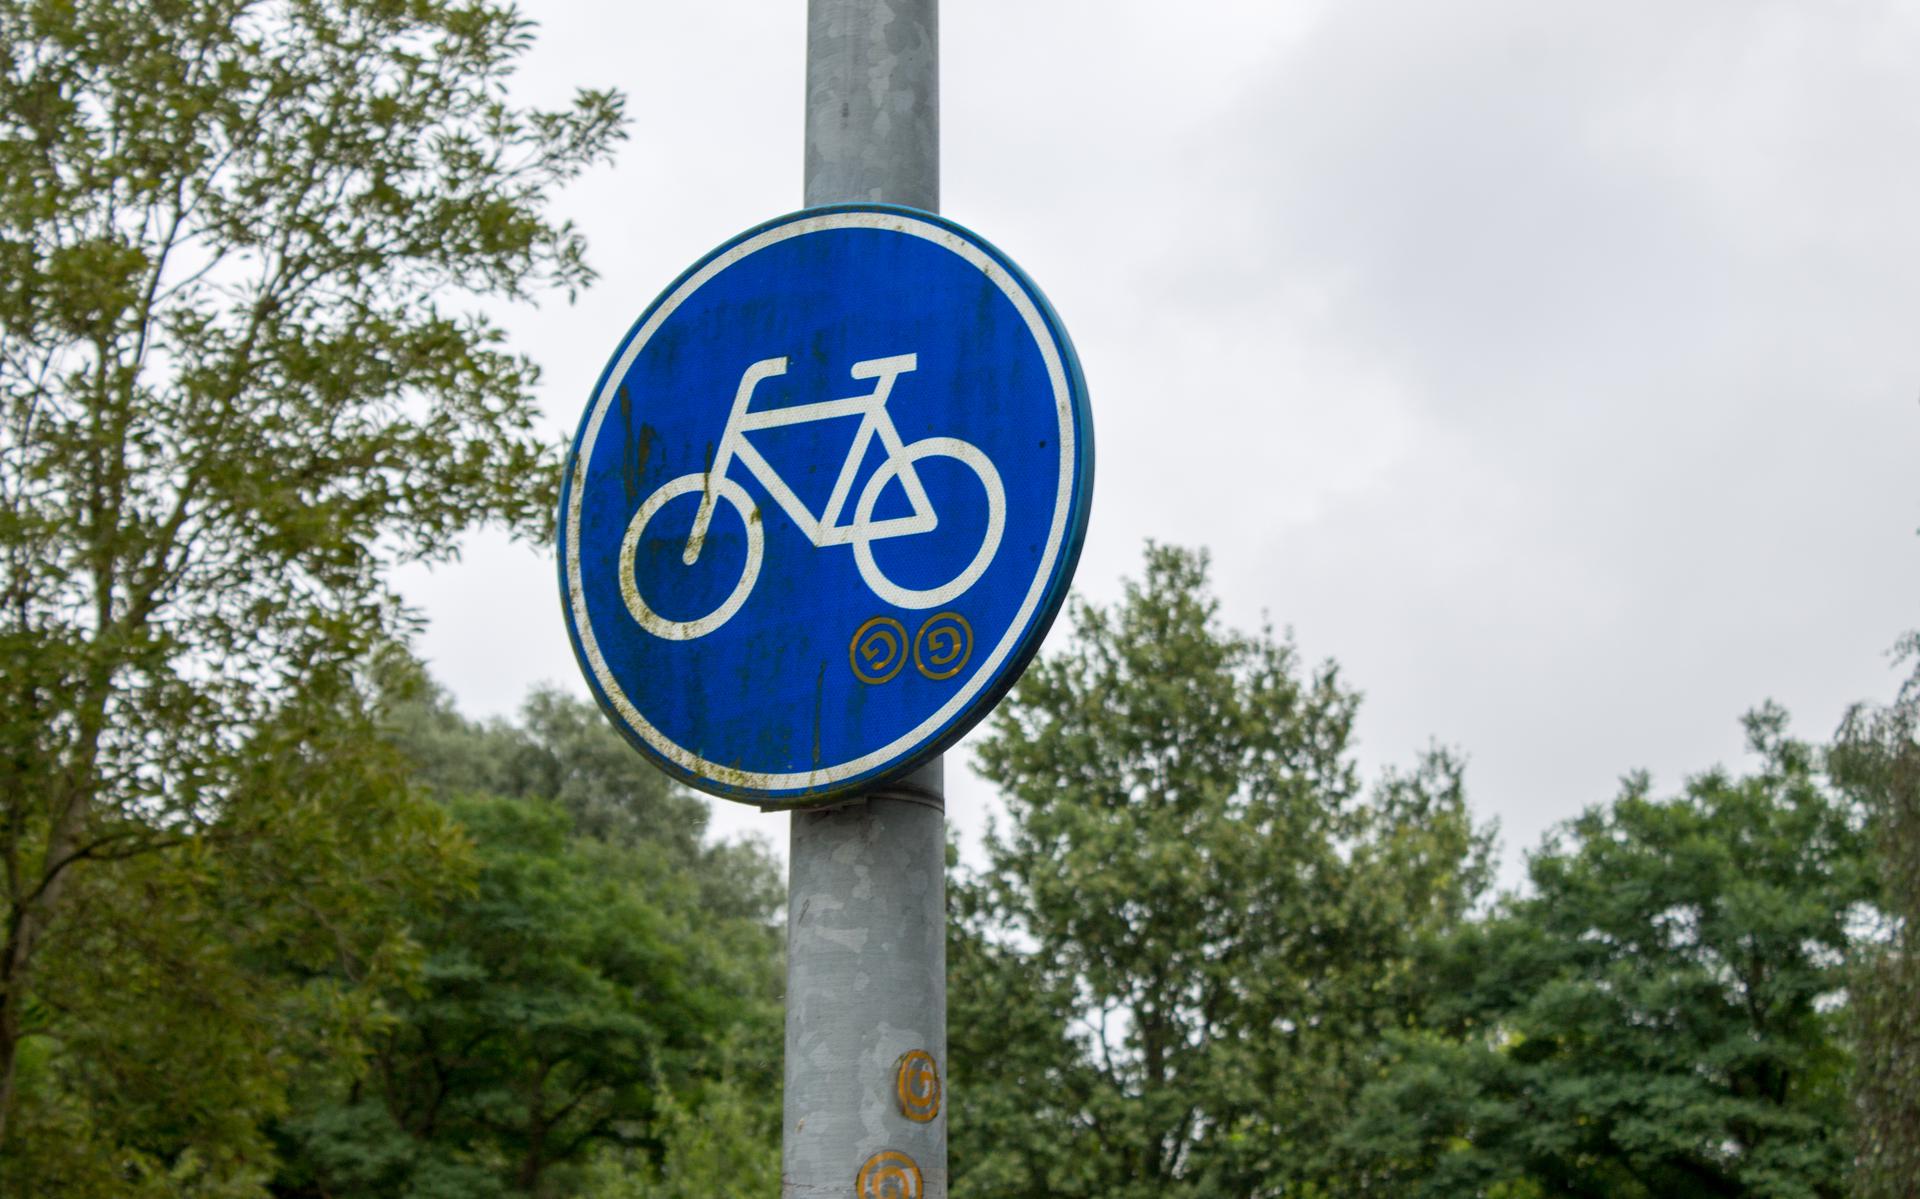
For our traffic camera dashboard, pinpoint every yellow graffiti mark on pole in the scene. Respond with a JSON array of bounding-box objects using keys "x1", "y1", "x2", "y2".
[
  {"x1": 895, "y1": 1049, "x2": 941, "y2": 1122},
  {"x1": 856, "y1": 1149, "x2": 923, "y2": 1199}
]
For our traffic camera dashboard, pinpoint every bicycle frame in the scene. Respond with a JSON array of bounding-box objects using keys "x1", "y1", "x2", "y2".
[{"x1": 682, "y1": 354, "x2": 937, "y2": 565}]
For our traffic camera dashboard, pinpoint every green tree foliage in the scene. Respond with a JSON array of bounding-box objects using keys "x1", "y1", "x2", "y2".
[
  {"x1": 1347, "y1": 706, "x2": 1870, "y2": 1198},
  {"x1": 0, "y1": 0, "x2": 623, "y2": 1177},
  {"x1": 270, "y1": 687, "x2": 784, "y2": 1198},
  {"x1": 573, "y1": 1081, "x2": 783, "y2": 1199},
  {"x1": 6, "y1": 667, "x2": 470, "y2": 1195},
  {"x1": 950, "y1": 544, "x2": 1493, "y2": 1198},
  {"x1": 1832, "y1": 640, "x2": 1920, "y2": 1198}
]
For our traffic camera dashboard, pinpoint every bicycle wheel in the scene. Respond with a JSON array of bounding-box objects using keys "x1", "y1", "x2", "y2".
[
  {"x1": 620, "y1": 473, "x2": 764, "y2": 640},
  {"x1": 852, "y1": 437, "x2": 1005, "y2": 610}
]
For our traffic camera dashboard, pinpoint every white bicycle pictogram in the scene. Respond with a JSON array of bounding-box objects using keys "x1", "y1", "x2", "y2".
[{"x1": 620, "y1": 353, "x2": 1006, "y2": 640}]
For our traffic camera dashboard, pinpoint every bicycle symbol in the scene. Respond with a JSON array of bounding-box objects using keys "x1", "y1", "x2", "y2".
[{"x1": 620, "y1": 354, "x2": 1007, "y2": 640}]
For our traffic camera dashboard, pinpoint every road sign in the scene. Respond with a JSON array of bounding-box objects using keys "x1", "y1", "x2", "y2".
[{"x1": 558, "y1": 204, "x2": 1093, "y2": 806}]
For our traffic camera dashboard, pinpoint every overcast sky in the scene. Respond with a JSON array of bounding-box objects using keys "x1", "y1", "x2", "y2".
[{"x1": 397, "y1": 0, "x2": 1920, "y2": 887}]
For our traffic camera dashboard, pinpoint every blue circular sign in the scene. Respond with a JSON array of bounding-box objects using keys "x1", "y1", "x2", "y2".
[{"x1": 559, "y1": 205, "x2": 1093, "y2": 806}]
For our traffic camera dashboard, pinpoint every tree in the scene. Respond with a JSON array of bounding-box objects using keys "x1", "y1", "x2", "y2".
[
  {"x1": 2, "y1": 656, "x2": 473, "y2": 1194},
  {"x1": 1346, "y1": 706, "x2": 1871, "y2": 1198},
  {"x1": 270, "y1": 793, "x2": 777, "y2": 1197},
  {"x1": 1832, "y1": 639, "x2": 1920, "y2": 1198},
  {"x1": 572, "y1": 1076, "x2": 783, "y2": 1199},
  {"x1": 269, "y1": 687, "x2": 784, "y2": 1198},
  {"x1": 386, "y1": 684, "x2": 784, "y2": 926},
  {"x1": 0, "y1": 0, "x2": 623, "y2": 1171},
  {"x1": 950, "y1": 544, "x2": 1493, "y2": 1198}
]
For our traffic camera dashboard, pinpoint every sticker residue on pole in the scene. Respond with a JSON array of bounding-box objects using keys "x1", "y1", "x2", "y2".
[
  {"x1": 856, "y1": 1149, "x2": 923, "y2": 1198},
  {"x1": 894, "y1": 1050, "x2": 942, "y2": 1122}
]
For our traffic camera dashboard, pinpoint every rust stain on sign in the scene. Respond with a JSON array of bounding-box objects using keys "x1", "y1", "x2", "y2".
[{"x1": 616, "y1": 385, "x2": 654, "y2": 505}]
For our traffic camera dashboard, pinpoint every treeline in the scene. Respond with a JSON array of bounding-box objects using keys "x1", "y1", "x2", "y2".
[
  {"x1": 5, "y1": 669, "x2": 787, "y2": 1196},
  {"x1": 948, "y1": 545, "x2": 1919, "y2": 1199},
  {"x1": 4, "y1": 545, "x2": 1913, "y2": 1196}
]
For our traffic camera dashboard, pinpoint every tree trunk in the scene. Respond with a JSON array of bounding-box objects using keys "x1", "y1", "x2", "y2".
[{"x1": 0, "y1": 739, "x2": 101, "y2": 1150}]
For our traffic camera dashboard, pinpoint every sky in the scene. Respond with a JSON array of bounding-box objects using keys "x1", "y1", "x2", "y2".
[{"x1": 397, "y1": 0, "x2": 1920, "y2": 887}]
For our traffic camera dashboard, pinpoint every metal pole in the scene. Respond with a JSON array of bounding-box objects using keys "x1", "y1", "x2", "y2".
[
  {"x1": 784, "y1": 760, "x2": 945, "y2": 1198},
  {"x1": 786, "y1": 8, "x2": 944, "y2": 1195},
  {"x1": 804, "y1": 0, "x2": 938, "y2": 212}
]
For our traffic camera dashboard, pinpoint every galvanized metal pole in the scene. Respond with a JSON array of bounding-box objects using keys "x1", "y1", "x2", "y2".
[
  {"x1": 786, "y1": 8, "x2": 945, "y2": 1197},
  {"x1": 804, "y1": 0, "x2": 938, "y2": 212},
  {"x1": 784, "y1": 760, "x2": 945, "y2": 1198}
]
